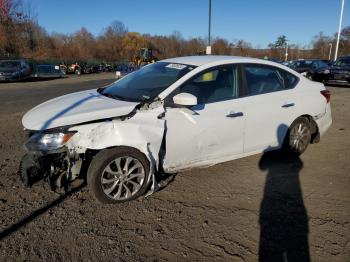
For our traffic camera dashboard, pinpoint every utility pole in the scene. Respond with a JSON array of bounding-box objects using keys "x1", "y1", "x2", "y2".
[
  {"x1": 206, "y1": 0, "x2": 212, "y2": 55},
  {"x1": 285, "y1": 40, "x2": 289, "y2": 61},
  {"x1": 328, "y1": 43, "x2": 333, "y2": 60},
  {"x1": 334, "y1": 0, "x2": 345, "y2": 60}
]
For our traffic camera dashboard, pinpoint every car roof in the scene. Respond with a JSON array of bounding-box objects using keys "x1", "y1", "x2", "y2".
[
  {"x1": 161, "y1": 55, "x2": 269, "y2": 67},
  {"x1": 304, "y1": 59, "x2": 327, "y2": 61}
]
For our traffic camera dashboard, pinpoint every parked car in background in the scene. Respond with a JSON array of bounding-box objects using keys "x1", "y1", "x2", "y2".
[
  {"x1": 31, "y1": 64, "x2": 63, "y2": 79},
  {"x1": 19, "y1": 56, "x2": 332, "y2": 204},
  {"x1": 261, "y1": 56, "x2": 282, "y2": 63},
  {"x1": 0, "y1": 59, "x2": 31, "y2": 82},
  {"x1": 282, "y1": 61, "x2": 293, "y2": 67},
  {"x1": 97, "y1": 63, "x2": 107, "y2": 72},
  {"x1": 288, "y1": 59, "x2": 329, "y2": 80},
  {"x1": 59, "y1": 64, "x2": 67, "y2": 75},
  {"x1": 80, "y1": 63, "x2": 95, "y2": 74},
  {"x1": 104, "y1": 63, "x2": 114, "y2": 72},
  {"x1": 313, "y1": 56, "x2": 350, "y2": 86},
  {"x1": 67, "y1": 62, "x2": 82, "y2": 75}
]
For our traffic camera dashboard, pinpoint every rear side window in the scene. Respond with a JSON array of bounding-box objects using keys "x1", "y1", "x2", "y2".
[
  {"x1": 278, "y1": 68, "x2": 299, "y2": 89},
  {"x1": 243, "y1": 64, "x2": 298, "y2": 96}
]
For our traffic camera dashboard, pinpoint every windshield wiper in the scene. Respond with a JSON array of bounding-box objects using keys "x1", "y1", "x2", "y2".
[
  {"x1": 104, "y1": 93, "x2": 126, "y2": 101},
  {"x1": 98, "y1": 88, "x2": 146, "y2": 103},
  {"x1": 96, "y1": 87, "x2": 106, "y2": 94},
  {"x1": 97, "y1": 87, "x2": 122, "y2": 100}
]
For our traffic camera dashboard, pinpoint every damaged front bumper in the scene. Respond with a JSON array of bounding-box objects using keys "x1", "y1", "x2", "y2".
[
  {"x1": 19, "y1": 130, "x2": 83, "y2": 190},
  {"x1": 19, "y1": 149, "x2": 83, "y2": 190}
]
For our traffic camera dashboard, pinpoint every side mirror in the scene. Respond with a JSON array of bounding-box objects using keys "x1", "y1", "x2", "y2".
[{"x1": 173, "y1": 92, "x2": 197, "y2": 106}]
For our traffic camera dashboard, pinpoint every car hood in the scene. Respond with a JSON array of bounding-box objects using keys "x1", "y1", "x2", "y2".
[
  {"x1": 22, "y1": 89, "x2": 139, "y2": 131},
  {"x1": 330, "y1": 65, "x2": 350, "y2": 71}
]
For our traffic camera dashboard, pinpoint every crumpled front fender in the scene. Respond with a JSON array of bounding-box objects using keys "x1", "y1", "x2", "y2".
[{"x1": 66, "y1": 106, "x2": 166, "y2": 192}]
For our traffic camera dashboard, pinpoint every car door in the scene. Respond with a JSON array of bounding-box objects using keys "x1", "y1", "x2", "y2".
[
  {"x1": 238, "y1": 63, "x2": 299, "y2": 153},
  {"x1": 162, "y1": 64, "x2": 245, "y2": 172}
]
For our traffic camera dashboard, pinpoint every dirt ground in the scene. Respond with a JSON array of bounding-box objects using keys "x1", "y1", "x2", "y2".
[{"x1": 0, "y1": 73, "x2": 349, "y2": 261}]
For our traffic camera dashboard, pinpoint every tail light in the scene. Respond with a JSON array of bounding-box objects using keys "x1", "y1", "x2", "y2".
[{"x1": 321, "y1": 90, "x2": 331, "y2": 103}]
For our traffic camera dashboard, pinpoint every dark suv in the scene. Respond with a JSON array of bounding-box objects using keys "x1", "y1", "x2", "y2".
[
  {"x1": 0, "y1": 60, "x2": 31, "y2": 82},
  {"x1": 314, "y1": 56, "x2": 350, "y2": 86},
  {"x1": 289, "y1": 59, "x2": 329, "y2": 80}
]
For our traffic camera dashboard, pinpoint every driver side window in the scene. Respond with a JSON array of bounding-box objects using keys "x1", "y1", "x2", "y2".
[{"x1": 171, "y1": 65, "x2": 238, "y2": 104}]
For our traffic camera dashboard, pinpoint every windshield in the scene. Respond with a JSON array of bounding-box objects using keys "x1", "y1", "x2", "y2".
[
  {"x1": 334, "y1": 57, "x2": 350, "y2": 66},
  {"x1": 0, "y1": 61, "x2": 20, "y2": 69},
  {"x1": 100, "y1": 62, "x2": 195, "y2": 102}
]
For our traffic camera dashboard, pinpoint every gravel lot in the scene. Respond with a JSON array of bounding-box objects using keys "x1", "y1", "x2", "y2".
[{"x1": 0, "y1": 73, "x2": 349, "y2": 261}]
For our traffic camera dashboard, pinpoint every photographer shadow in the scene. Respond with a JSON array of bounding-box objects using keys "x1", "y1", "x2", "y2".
[{"x1": 259, "y1": 126, "x2": 310, "y2": 261}]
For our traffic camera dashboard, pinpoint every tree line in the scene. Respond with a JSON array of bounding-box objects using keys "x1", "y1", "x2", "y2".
[{"x1": 0, "y1": 0, "x2": 349, "y2": 63}]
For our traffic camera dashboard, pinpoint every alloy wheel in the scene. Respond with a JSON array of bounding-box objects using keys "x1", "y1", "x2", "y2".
[
  {"x1": 100, "y1": 156, "x2": 145, "y2": 200},
  {"x1": 290, "y1": 122, "x2": 310, "y2": 153}
]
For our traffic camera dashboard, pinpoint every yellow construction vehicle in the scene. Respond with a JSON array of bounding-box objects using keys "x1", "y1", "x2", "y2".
[{"x1": 132, "y1": 48, "x2": 157, "y2": 67}]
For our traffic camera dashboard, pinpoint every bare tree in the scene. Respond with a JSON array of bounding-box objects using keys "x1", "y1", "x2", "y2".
[
  {"x1": 231, "y1": 40, "x2": 252, "y2": 56},
  {"x1": 212, "y1": 37, "x2": 230, "y2": 55},
  {"x1": 311, "y1": 32, "x2": 332, "y2": 59},
  {"x1": 339, "y1": 26, "x2": 350, "y2": 57}
]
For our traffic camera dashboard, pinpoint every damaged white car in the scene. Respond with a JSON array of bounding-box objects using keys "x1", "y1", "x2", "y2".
[{"x1": 19, "y1": 56, "x2": 332, "y2": 203}]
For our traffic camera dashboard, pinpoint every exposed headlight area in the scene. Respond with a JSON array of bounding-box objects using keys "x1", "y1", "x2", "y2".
[
  {"x1": 20, "y1": 129, "x2": 81, "y2": 190},
  {"x1": 323, "y1": 69, "x2": 330, "y2": 74},
  {"x1": 25, "y1": 131, "x2": 76, "y2": 152}
]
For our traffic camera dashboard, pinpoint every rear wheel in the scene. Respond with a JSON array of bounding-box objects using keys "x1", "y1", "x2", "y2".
[
  {"x1": 283, "y1": 117, "x2": 311, "y2": 156},
  {"x1": 87, "y1": 147, "x2": 150, "y2": 204}
]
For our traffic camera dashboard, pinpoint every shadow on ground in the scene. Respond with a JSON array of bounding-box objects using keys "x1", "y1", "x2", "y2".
[
  {"x1": 258, "y1": 151, "x2": 310, "y2": 262},
  {"x1": 0, "y1": 181, "x2": 86, "y2": 241}
]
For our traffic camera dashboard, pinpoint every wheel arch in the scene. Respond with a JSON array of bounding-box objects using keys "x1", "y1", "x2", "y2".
[
  {"x1": 86, "y1": 145, "x2": 150, "y2": 162},
  {"x1": 84, "y1": 145, "x2": 151, "y2": 173}
]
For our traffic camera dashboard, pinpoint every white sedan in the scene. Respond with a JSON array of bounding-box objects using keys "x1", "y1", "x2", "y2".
[{"x1": 20, "y1": 56, "x2": 332, "y2": 203}]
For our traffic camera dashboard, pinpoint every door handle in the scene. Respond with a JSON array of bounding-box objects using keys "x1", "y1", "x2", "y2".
[
  {"x1": 282, "y1": 103, "x2": 295, "y2": 108},
  {"x1": 226, "y1": 112, "x2": 244, "y2": 118}
]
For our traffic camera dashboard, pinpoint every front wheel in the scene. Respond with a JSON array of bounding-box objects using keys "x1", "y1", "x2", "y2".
[
  {"x1": 283, "y1": 117, "x2": 311, "y2": 156},
  {"x1": 87, "y1": 147, "x2": 150, "y2": 204}
]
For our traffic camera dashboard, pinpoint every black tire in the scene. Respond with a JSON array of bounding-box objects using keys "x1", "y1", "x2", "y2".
[
  {"x1": 75, "y1": 68, "x2": 81, "y2": 75},
  {"x1": 87, "y1": 147, "x2": 150, "y2": 204},
  {"x1": 282, "y1": 117, "x2": 311, "y2": 156}
]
